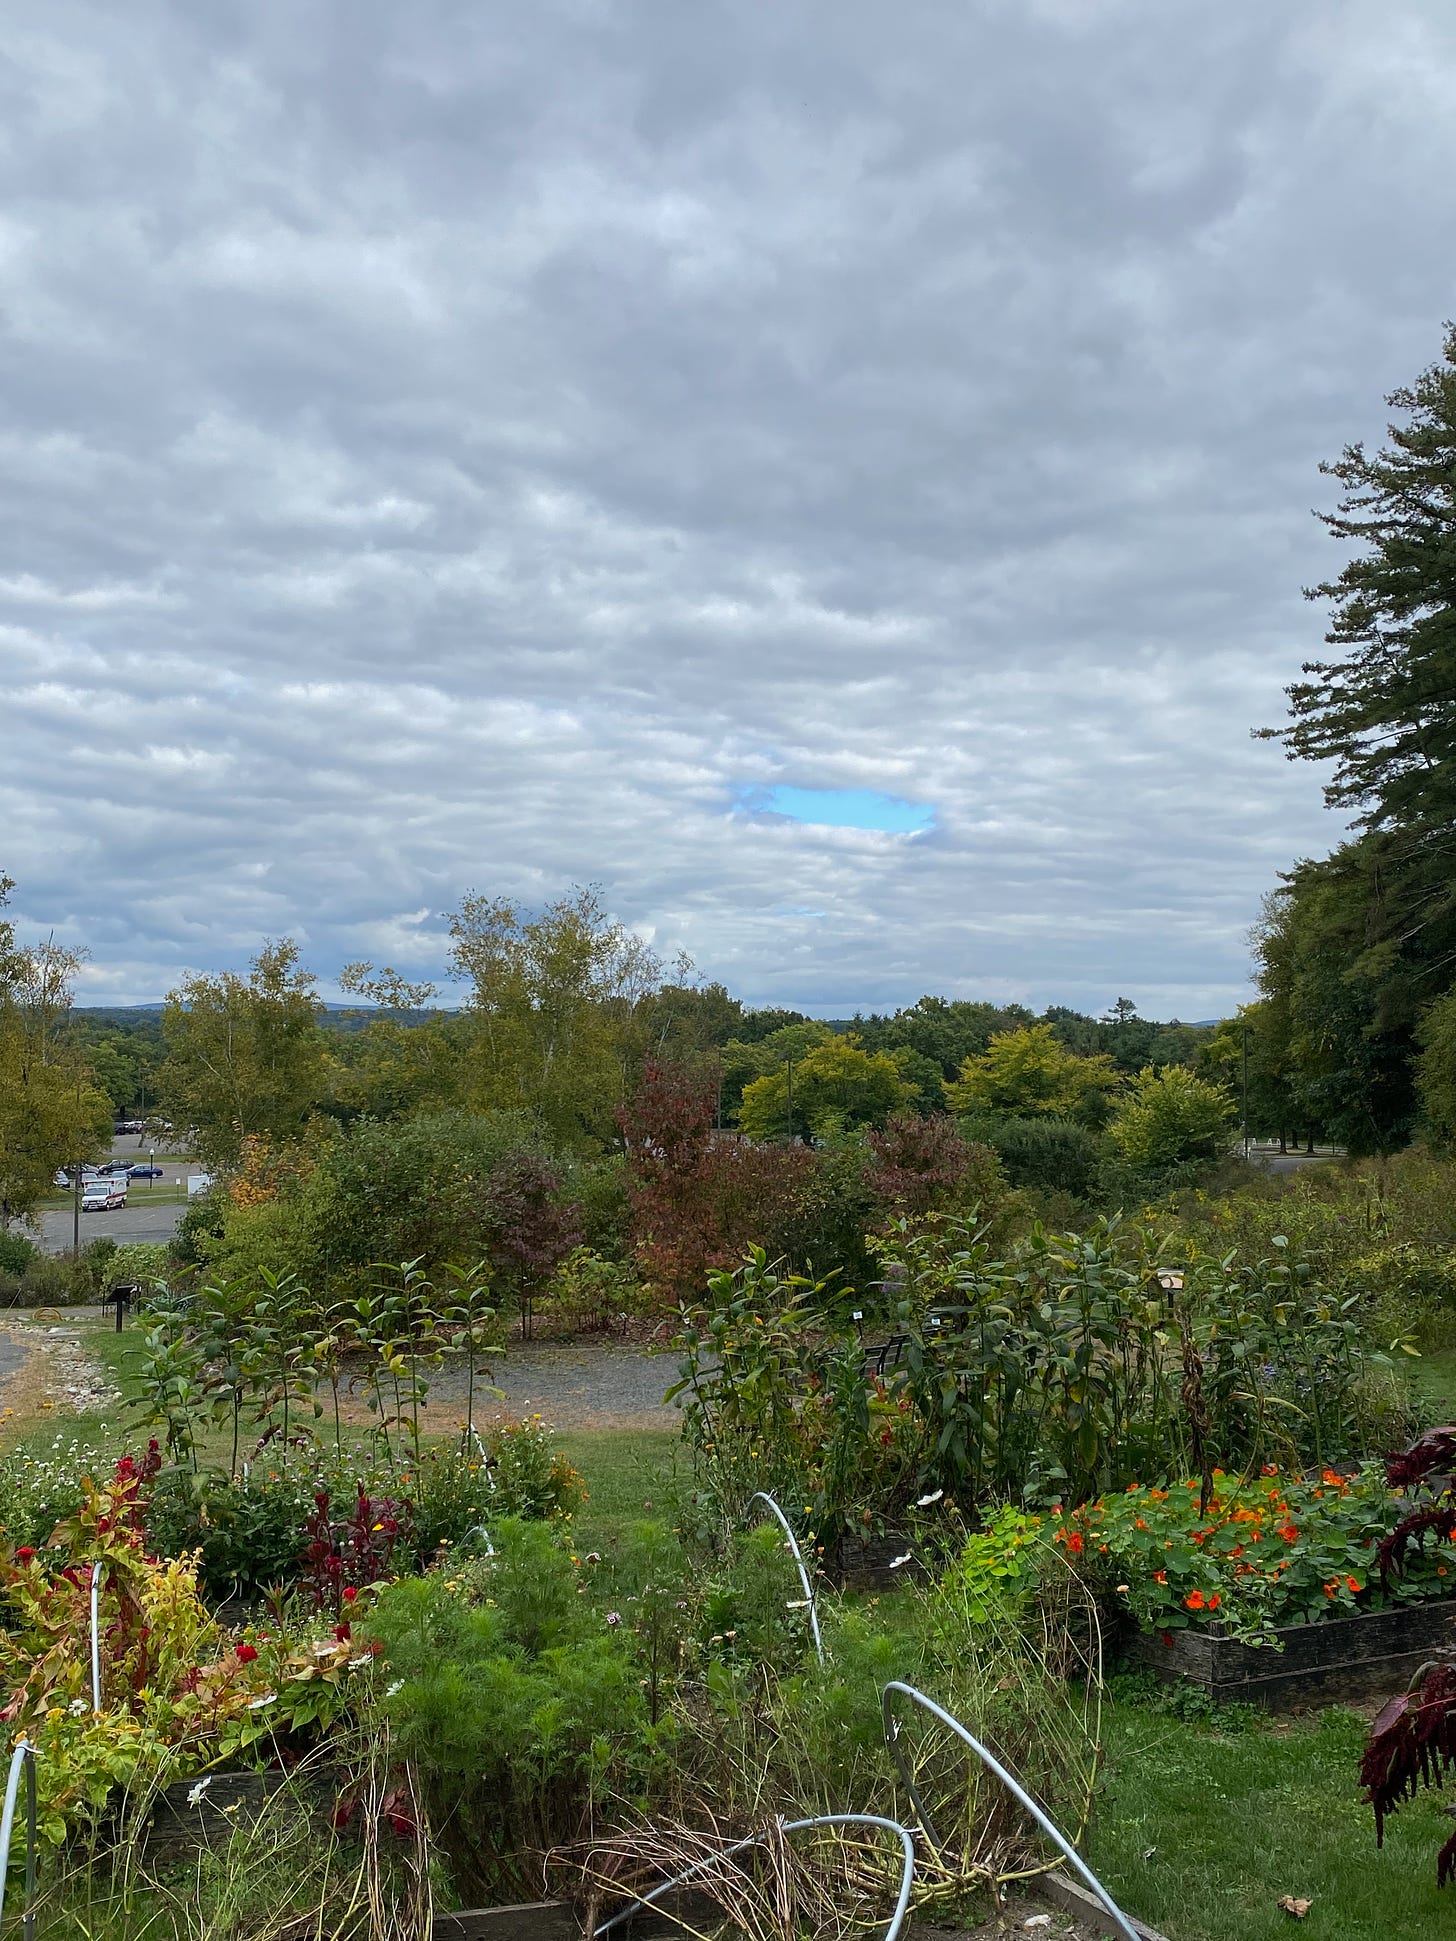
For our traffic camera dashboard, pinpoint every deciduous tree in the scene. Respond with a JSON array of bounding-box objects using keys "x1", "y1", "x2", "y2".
[{"x1": 159, "y1": 940, "x2": 327, "y2": 1170}]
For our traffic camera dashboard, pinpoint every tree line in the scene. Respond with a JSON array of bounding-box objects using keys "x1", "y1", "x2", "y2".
[{"x1": 1243, "y1": 326, "x2": 1456, "y2": 1155}]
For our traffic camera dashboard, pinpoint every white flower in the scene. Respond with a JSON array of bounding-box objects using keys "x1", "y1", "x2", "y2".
[
  {"x1": 247, "y1": 1694, "x2": 277, "y2": 1710},
  {"x1": 385, "y1": 1680, "x2": 404, "y2": 1698},
  {"x1": 915, "y1": 1490, "x2": 944, "y2": 1508},
  {"x1": 889, "y1": 1552, "x2": 913, "y2": 1570},
  {"x1": 186, "y1": 1778, "x2": 213, "y2": 1807},
  {"x1": 67, "y1": 1698, "x2": 89, "y2": 1717},
  {"x1": 348, "y1": 1655, "x2": 373, "y2": 1670}
]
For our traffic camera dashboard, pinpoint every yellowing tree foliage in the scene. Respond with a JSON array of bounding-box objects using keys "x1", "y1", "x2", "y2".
[
  {"x1": 946, "y1": 1024, "x2": 1117, "y2": 1120},
  {"x1": 738, "y1": 1034, "x2": 916, "y2": 1142},
  {"x1": 159, "y1": 941, "x2": 327, "y2": 1171},
  {"x1": 446, "y1": 886, "x2": 664, "y2": 1147},
  {"x1": 0, "y1": 882, "x2": 111, "y2": 1222},
  {"x1": 1108, "y1": 1066, "x2": 1234, "y2": 1169}
]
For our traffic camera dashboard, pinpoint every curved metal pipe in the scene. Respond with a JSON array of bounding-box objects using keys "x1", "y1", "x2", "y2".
[
  {"x1": 591, "y1": 1812, "x2": 916, "y2": 1941},
  {"x1": 89, "y1": 1561, "x2": 103, "y2": 1711},
  {"x1": 881, "y1": 1681, "x2": 1138, "y2": 1941},
  {"x1": 744, "y1": 1492, "x2": 824, "y2": 1665},
  {"x1": 0, "y1": 1740, "x2": 38, "y2": 1939}
]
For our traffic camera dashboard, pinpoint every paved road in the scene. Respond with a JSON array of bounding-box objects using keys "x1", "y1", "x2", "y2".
[
  {"x1": 32, "y1": 1197, "x2": 188, "y2": 1254},
  {"x1": 20, "y1": 1134, "x2": 199, "y2": 1256},
  {"x1": 1245, "y1": 1148, "x2": 1340, "y2": 1177}
]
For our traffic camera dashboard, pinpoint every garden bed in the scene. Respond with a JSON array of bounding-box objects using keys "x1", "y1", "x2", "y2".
[{"x1": 1122, "y1": 1595, "x2": 1456, "y2": 1709}]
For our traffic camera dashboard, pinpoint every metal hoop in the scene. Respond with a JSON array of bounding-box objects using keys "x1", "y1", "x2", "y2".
[
  {"x1": 743, "y1": 1492, "x2": 824, "y2": 1665},
  {"x1": 881, "y1": 1681, "x2": 1138, "y2": 1941},
  {"x1": 0, "y1": 1741, "x2": 38, "y2": 1940},
  {"x1": 591, "y1": 1812, "x2": 915, "y2": 1941},
  {"x1": 89, "y1": 1561, "x2": 103, "y2": 1712}
]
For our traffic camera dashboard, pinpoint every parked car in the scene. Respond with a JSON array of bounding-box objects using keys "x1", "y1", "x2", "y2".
[
  {"x1": 127, "y1": 1164, "x2": 164, "y2": 1179},
  {"x1": 98, "y1": 1161, "x2": 132, "y2": 1176},
  {"x1": 115, "y1": 1120, "x2": 143, "y2": 1135}
]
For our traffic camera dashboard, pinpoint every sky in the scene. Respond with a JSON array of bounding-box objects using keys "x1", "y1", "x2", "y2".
[{"x1": 3, "y1": 1, "x2": 1454, "y2": 1019}]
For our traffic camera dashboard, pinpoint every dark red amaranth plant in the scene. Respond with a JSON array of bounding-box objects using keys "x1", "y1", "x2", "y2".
[
  {"x1": 1362, "y1": 1427, "x2": 1456, "y2": 1884},
  {"x1": 302, "y1": 1486, "x2": 411, "y2": 1612}
]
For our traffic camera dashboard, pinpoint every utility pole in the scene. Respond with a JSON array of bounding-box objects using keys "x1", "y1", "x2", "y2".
[
  {"x1": 785, "y1": 1052, "x2": 794, "y2": 1145},
  {"x1": 72, "y1": 1067, "x2": 82, "y2": 1257},
  {"x1": 1241, "y1": 1022, "x2": 1251, "y2": 1163}
]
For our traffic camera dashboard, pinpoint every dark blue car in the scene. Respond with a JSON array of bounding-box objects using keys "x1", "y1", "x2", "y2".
[{"x1": 127, "y1": 1164, "x2": 164, "y2": 1179}]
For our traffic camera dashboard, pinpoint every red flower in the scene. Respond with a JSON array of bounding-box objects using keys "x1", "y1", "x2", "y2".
[
  {"x1": 334, "y1": 1623, "x2": 351, "y2": 1642},
  {"x1": 1206, "y1": 1593, "x2": 1220, "y2": 1611},
  {"x1": 1065, "y1": 1531, "x2": 1085, "y2": 1556},
  {"x1": 236, "y1": 1644, "x2": 258, "y2": 1664},
  {"x1": 1277, "y1": 1523, "x2": 1299, "y2": 1544},
  {"x1": 342, "y1": 1586, "x2": 359, "y2": 1602},
  {"x1": 1185, "y1": 1590, "x2": 1207, "y2": 1611},
  {"x1": 13, "y1": 1548, "x2": 35, "y2": 1564}
]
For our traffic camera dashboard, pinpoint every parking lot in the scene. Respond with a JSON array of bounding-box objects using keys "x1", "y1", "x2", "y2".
[{"x1": 27, "y1": 1135, "x2": 200, "y2": 1256}]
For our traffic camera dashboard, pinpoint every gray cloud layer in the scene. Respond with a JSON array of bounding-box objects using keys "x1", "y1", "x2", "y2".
[{"x1": 3, "y1": 0, "x2": 1453, "y2": 1015}]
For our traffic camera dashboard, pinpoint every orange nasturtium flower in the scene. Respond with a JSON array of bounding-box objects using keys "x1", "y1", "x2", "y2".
[
  {"x1": 1185, "y1": 1590, "x2": 1208, "y2": 1611},
  {"x1": 1277, "y1": 1523, "x2": 1299, "y2": 1544},
  {"x1": 1153, "y1": 1570, "x2": 1168, "y2": 1584},
  {"x1": 1346, "y1": 1575, "x2": 1361, "y2": 1594}
]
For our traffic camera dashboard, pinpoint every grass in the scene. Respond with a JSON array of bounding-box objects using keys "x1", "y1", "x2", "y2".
[
  {"x1": 558, "y1": 1425, "x2": 681, "y2": 1545},
  {"x1": 1407, "y1": 1345, "x2": 1456, "y2": 1422},
  {"x1": 15, "y1": 1330, "x2": 1455, "y2": 1940},
  {"x1": 1090, "y1": 1694, "x2": 1455, "y2": 1941}
]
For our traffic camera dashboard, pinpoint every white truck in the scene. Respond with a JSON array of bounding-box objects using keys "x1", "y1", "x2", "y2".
[{"x1": 82, "y1": 1178, "x2": 128, "y2": 1211}]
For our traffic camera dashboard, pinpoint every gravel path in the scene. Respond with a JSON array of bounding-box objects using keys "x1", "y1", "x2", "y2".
[{"x1": 419, "y1": 1340, "x2": 684, "y2": 1432}]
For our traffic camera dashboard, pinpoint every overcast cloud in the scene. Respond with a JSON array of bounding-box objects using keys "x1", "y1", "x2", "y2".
[{"x1": 2, "y1": 0, "x2": 1453, "y2": 1017}]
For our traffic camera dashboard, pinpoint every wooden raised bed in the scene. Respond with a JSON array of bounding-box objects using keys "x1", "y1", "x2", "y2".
[{"x1": 1122, "y1": 1596, "x2": 1456, "y2": 1709}]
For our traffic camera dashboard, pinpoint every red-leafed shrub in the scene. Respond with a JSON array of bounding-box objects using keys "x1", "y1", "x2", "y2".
[
  {"x1": 1362, "y1": 1427, "x2": 1456, "y2": 1884},
  {"x1": 619, "y1": 1059, "x2": 817, "y2": 1304}
]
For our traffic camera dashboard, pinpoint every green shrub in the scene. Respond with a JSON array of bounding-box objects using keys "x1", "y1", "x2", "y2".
[
  {"x1": 1348, "y1": 1241, "x2": 1456, "y2": 1351},
  {"x1": 364, "y1": 1520, "x2": 652, "y2": 1902},
  {"x1": 108, "y1": 1241, "x2": 173, "y2": 1289},
  {"x1": 144, "y1": 1465, "x2": 316, "y2": 1600},
  {"x1": 959, "y1": 1114, "x2": 1106, "y2": 1198},
  {"x1": 0, "y1": 1232, "x2": 37, "y2": 1277}
]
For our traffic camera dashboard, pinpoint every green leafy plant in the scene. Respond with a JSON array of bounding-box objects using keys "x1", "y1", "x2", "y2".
[{"x1": 1053, "y1": 1465, "x2": 1456, "y2": 1645}]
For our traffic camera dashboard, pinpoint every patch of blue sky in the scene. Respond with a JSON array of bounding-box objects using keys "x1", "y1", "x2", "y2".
[{"x1": 736, "y1": 785, "x2": 935, "y2": 835}]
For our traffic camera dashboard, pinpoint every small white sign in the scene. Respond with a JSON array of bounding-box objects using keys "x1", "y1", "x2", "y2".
[{"x1": 186, "y1": 1172, "x2": 213, "y2": 1196}]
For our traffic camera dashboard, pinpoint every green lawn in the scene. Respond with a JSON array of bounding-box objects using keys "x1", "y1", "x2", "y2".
[{"x1": 1091, "y1": 1696, "x2": 1456, "y2": 1941}]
